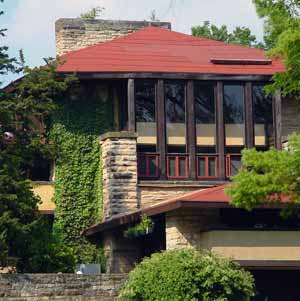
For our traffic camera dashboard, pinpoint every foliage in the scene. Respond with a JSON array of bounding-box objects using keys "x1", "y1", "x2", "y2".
[
  {"x1": 0, "y1": 0, "x2": 75, "y2": 268},
  {"x1": 120, "y1": 249, "x2": 255, "y2": 301},
  {"x1": 124, "y1": 215, "x2": 154, "y2": 238},
  {"x1": 17, "y1": 217, "x2": 76, "y2": 273},
  {"x1": 50, "y1": 82, "x2": 113, "y2": 263},
  {"x1": 253, "y1": 0, "x2": 300, "y2": 96},
  {"x1": 149, "y1": 10, "x2": 160, "y2": 22},
  {"x1": 80, "y1": 7, "x2": 105, "y2": 19},
  {"x1": 192, "y1": 21, "x2": 265, "y2": 48},
  {"x1": 226, "y1": 134, "x2": 300, "y2": 214}
]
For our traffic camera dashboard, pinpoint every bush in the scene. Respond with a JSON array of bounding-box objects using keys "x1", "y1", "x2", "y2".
[{"x1": 120, "y1": 249, "x2": 255, "y2": 301}]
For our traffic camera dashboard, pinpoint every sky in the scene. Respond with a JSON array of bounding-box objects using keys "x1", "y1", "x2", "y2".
[{"x1": 1, "y1": 0, "x2": 264, "y2": 85}]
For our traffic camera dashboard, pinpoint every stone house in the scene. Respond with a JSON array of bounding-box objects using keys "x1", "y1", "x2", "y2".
[{"x1": 31, "y1": 18, "x2": 300, "y2": 300}]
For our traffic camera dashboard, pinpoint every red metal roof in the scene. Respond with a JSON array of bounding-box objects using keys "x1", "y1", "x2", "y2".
[
  {"x1": 58, "y1": 26, "x2": 285, "y2": 75},
  {"x1": 84, "y1": 184, "x2": 291, "y2": 236}
]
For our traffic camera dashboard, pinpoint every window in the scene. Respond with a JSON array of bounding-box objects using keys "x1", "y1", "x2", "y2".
[
  {"x1": 253, "y1": 84, "x2": 274, "y2": 148},
  {"x1": 165, "y1": 80, "x2": 186, "y2": 153},
  {"x1": 224, "y1": 84, "x2": 245, "y2": 147},
  {"x1": 135, "y1": 79, "x2": 156, "y2": 146},
  {"x1": 194, "y1": 81, "x2": 216, "y2": 153}
]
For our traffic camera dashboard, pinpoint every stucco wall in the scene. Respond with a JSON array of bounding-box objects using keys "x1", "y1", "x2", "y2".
[
  {"x1": 32, "y1": 182, "x2": 55, "y2": 212},
  {"x1": 0, "y1": 273, "x2": 126, "y2": 300},
  {"x1": 201, "y1": 230, "x2": 300, "y2": 260}
]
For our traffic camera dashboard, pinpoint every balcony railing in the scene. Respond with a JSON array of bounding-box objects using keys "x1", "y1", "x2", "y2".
[
  {"x1": 197, "y1": 154, "x2": 218, "y2": 179},
  {"x1": 167, "y1": 154, "x2": 189, "y2": 179},
  {"x1": 138, "y1": 153, "x2": 159, "y2": 179},
  {"x1": 137, "y1": 152, "x2": 243, "y2": 180},
  {"x1": 226, "y1": 154, "x2": 242, "y2": 178}
]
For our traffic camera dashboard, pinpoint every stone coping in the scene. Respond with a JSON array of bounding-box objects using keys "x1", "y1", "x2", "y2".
[
  {"x1": 56, "y1": 18, "x2": 171, "y2": 31},
  {"x1": 100, "y1": 131, "x2": 138, "y2": 141},
  {"x1": 138, "y1": 180, "x2": 228, "y2": 188}
]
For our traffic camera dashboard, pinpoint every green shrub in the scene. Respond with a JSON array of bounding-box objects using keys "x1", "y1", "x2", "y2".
[{"x1": 120, "y1": 249, "x2": 255, "y2": 301}]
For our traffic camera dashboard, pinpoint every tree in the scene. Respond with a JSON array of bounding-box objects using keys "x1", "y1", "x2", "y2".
[
  {"x1": 120, "y1": 249, "x2": 255, "y2": 301},
  {"x1": 0, "y1": 0, "x2": 76, "y2": 270},
  {"x1": 192, "y1": 21, "x2": 265, "y2": 48},
  {"x1": 149, "y1": 10, "x2": 160, "y2": 22},
  {"x1": 252, "y1": 0, "x2": 300, "y2": 96},
  {"x1": 226, "y1": 134, "x2": 300, "y2": 215},
  {"x1": 80, "y1": 7, "x2": 104, "y2": 20}
]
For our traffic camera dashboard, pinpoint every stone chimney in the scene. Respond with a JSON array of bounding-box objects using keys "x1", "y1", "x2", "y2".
[{"x1": 55, "y1": 18, "x2": 171, "y2": 56}]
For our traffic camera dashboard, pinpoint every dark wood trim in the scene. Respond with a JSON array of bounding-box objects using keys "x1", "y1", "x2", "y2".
[
  {"x1": 127, "y1": 78, "x2": 135, "y2": 131},
  {"x1": 216, "y1": 81, "x2": 225, "y2": 180},
  {"x1": 186, "y1": 80, "x2": 196, "y2": 180},
  {"x1": 157, "y1": 80, "x2": 166, "y2": 179},
  {"x1": 274, "y1": 89, "x2": 282, "y2": 150},
  {"x1": 210, "y1": 58, "x2": 272, "y2": 65},
  {"x1": 245, "y1": 82, "x2": 254, "y2": 148},
  {"x1": 63, "y1": 72, "x2": 273, "y2": 82},
  {"x1": 238, "y1": 260, "x2": 300, "y2": 270}
]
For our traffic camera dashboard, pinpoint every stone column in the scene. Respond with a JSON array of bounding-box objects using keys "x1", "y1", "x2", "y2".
[
  {"x1": 165, "y1": 209, "x2": 219, "y2": 250},
  {"x1": 100, "y1": 132, "x2": 138, "y2": 220}
]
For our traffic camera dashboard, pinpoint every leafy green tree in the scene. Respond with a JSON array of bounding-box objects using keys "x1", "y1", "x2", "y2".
[
  {"x1": 226, "y1": 134, "x2": 300, "y2": 215},
  {"x1": 120, "y1": 249, "x2": 255, "y2": 301},
  {"x1": 192, "y1": 21, "x2": 265, "y2": 48},
  {"x1": 80, "y1": 7, "x2": 104, "y2": 19},
  {"x1": 253, "y1": 0, "x2": 300, "y2": 96},
  {"x1": 0, "y1": 0, "x2": 76, "y2": 270}
]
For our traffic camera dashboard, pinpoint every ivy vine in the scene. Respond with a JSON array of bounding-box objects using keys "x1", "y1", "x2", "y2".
[{"x1": 50, "y1": 83, "x2": 113, "y2": 263}]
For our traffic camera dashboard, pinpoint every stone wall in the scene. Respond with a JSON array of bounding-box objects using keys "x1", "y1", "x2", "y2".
[
  {"x1": 55, "y1": 18, "x2": 171, "y2": 56},
  {"x1": 165, "y1": 209, "x2": 219, "y2": 250},
  {"x1": 282, "y1": 97, "x2": 300, "y2": 141},
  {"x1": 101, "y1": 132, "x2": 138, "y2": 220},
  {"x1": 0, "y1": 273, "x2": 127, "y2": 300},
  {"x1": 138, "y1": 183, "x2": 207, "y2": 208}
]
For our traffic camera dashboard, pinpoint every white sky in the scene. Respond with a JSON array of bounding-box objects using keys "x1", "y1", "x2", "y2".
[{"x1": 2, "y1": 0, "x2": 264, "y2": 84}]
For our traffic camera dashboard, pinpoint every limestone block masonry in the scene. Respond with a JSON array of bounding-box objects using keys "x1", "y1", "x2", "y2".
[
  {"x1": 0, "y1": 273, "x2": 127, "y2": 300},
  {"x1": 101, "y1": 132, "x2": 138, "y2": 220},
  {"x1": 55, "y1": 18, "x2": 171, "y2": 56}
]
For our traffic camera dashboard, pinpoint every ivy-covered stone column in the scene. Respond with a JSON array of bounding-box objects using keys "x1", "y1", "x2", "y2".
[{"x1": 100, "y1": 132, "x2": 138, "y2": 220}]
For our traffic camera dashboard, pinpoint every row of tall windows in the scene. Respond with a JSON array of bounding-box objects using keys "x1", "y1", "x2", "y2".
[{"x1": 135, "y1": 79, "x2": 273, "y2": 179}]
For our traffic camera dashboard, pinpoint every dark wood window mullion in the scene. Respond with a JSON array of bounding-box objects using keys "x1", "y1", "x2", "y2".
[
  {"x1": 245, "y1": 82, "x2": 254, "y2": 148},
  {"x1": 157, "y1": 80, "x2": 166, "y2": 179},
  {"x1": 274, "y1": 89, "x2": 282, "y2": 150},
  {"x1": 216, "y1": 81, "x2": 225, "y2": 180},
  {"x1": 186, "y1": 80, "x2": 196, "y2": 180},
  {"x1": 127, "y1": 78, "x2": 135, "y2": 132}
]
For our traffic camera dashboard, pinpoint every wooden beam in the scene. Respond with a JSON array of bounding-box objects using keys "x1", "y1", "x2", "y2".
[
  {"x1": 186, "y1": 80, "x2": 196, "y2": 180},
  {"x1": 157, "y1": 80, "x2": 166, "y2": 179},
  {"x1": 127, "y1": 78, "x2": 135, "y2": 132},
  {"x1": 65, "y1": 72, "x2": 272, "y2": 82},
  {"x1": 216, "y1": 81, "x2": 226, "y2": 180},
  {"x1": 274, "y1": 89, "x2": 282, "y2": 150},
  {"x1": 245, "y1": 82, "x2": 254, "y2": 148}
]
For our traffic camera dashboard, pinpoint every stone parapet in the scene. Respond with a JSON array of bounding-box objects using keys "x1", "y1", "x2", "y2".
[
  {"x1": 0, "y1": 273, "x2": 127, "y2": 300},
  {"x1": 55, "y1": 18, "x2": 171, "y2": 55},
  {"x1": 101, "y1": 132, "x2": 138, "y2": 220}
]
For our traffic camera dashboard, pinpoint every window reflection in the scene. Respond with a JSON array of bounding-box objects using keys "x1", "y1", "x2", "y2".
[
  {"x1": 194, "y1": 81, "x2": 216, "y2": 153},
  {"x1": 165, "y1": 80, "x2": 186, "y2": 153},
  {"x1": 224, "y1": 84, "x2": 245, "y2": 146},
  {"x1": 253, "y1": 84, "x2": 274, "y2": 148},
  {"x1": 135, "y1": 80, "x2": 156, "y2": 145}
]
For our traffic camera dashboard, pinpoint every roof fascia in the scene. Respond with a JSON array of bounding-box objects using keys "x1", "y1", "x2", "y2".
[{"x1": 58, "y1": 72, "x2": 273, "y2": 82}]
